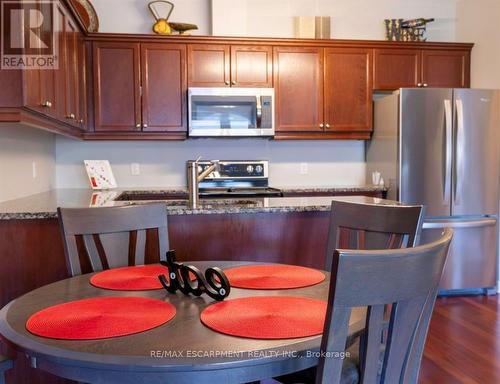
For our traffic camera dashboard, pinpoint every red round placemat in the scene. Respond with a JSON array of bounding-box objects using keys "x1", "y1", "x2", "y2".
[
  {"x1": 90, "y1": 265, "x2": 168, "y2": 290},
  {"x1": 223, "y1": 264, "x2": 325, "y2": 290},
  {"x1": 26, "y1": 297, "x2": 176, "y2": 340},
  {"x1": 200, "y1": 296, "x2": 327, "y2": 339}
]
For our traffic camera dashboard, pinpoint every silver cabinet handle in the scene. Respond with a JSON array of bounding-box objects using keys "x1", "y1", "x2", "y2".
[
  {"x1": 423, "y1": 83, "x2": 428, "y2": 87},
  {"x1": 41, "y1": 101, "x2": 52, "y2": 108},
  {"x1": 454, "y1": 99, "x2": 464, "y2": 204},
  {"x1": 66, "y1": 113, "x2": 75, "y2": 120},
  {"x1": 325, "y1": 123, "x2": 331, "y2": 129},
  {"x1": 256, "y1": 96, "x2": 262, "y2": 128},
  {"x1": 231, "y1": 80, "x2": 236, "y2": 85},
  {"x1": 423, "y1": 218, "x2": 497, "y2": 229},
  {"x1": 417, "y1": 83, "x2": 422, "y2": 87},
  {"x1": 79, "y1": 119, "x2": 84, "y2": 125},
  {"x1": 443, "y1": 99, "x2": 452, "y2": 204},
  {"x1": 224, "y1": 80, "x2": 230, "y2": 85},
  {"x1": 319, "y1": 123, "x2": 324, "y2": 128},
  {"x1": 136, "y1": 123, "x2": 141, "y2": 128},
  {"x1": 143, "y1": 124, "x2": 148, "y2": 129}
]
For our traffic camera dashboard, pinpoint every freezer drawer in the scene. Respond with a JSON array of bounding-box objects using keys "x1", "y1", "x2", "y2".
[{"x1": 422, "y1": 218, "x2": 498, "y2": 291}]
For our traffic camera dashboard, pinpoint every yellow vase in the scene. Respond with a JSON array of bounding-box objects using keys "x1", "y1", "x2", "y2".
[{"x1": 153, "y1": 19, "x2": 172, "y2": 35}]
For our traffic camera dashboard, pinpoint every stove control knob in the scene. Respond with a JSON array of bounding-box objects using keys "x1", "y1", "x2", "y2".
[
  {"x1": 246, "y1": 165, "x2": 254, "y2": 174},
  {"x1": 255, "y1": 165, "x2": 263, "y2": 174}
]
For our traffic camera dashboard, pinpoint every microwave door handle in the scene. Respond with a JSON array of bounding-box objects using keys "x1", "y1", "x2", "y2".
[{"x1": 256, "y1": 96, "x2": 262, "y2": 128}]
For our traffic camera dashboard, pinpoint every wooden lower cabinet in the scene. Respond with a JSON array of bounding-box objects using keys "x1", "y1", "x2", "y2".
[
  {"x1": 324, "y1": 48, "x2": 372, "y2": 133},
  {"x1": 274, "y1": 46, "x2": 325, "y2": 134}
]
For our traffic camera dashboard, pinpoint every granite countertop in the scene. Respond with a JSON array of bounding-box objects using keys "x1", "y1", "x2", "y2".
[{"x1": 0, "y1": 186, "x2": 389, "y2": 220}]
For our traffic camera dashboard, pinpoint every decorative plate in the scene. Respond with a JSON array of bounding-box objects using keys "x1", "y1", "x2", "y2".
[{"x1": 68, "y1": 0, "x2": 99, "y2": 32}]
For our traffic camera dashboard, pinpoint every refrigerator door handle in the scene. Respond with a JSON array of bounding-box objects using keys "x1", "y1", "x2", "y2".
[
  {"x1": 444, "y1": 99, "x2": 452, "y2": 204},
  {"x1": 423, "y1": 218, "x2": 497, "y2": 229},
  {"x1": 454, "y1": 99, "x2": 465, "y2": 205}
]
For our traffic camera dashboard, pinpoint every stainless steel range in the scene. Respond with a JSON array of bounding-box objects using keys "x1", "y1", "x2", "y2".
[
  {"x1": 193, "y1": 160, "x2": 282, "y2": 198},
  {"x1": 186, "y1": 159, "x2": 282, "y2": 208}
]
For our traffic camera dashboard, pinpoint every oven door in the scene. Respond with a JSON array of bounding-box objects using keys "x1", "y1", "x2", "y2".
[{"x1": 188, "y1": 88, "x2": 274, "y2": 137}]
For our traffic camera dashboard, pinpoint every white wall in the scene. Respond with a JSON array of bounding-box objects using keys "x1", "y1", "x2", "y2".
[
  {"x1": 91, "y1": 0, "x2": 211, "y2": 35},
  {"x1": 213, "y1": 0, "x2": 458, "y2": 41},
  {"x1": 56, "y1": 0, "x2": 463, "y2": 190},
  {"x1": 456, "y1": 0, "x2": 500, "y2": 88},
  {"x1": 0, "y1": 125, "x2": 56, "y2": 202},
  {"x1": 55, "y1": 138, "x2": 365, "y2": 188}
]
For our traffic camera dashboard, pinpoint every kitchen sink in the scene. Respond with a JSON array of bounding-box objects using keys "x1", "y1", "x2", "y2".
[{"x1": 115, "y1": 191, "x2": 187, "y2": 201}]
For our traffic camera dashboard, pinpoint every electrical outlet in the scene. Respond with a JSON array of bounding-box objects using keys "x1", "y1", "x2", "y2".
[
  {"x1": 300, "y1": 163, "x2": 308, "y2": 175},
  {"x1": 131, "y1": 163, "x2": 141, "y2": 176},
  {"x1": 32, "y1": 161, "x2": 37, "y2": 179}
]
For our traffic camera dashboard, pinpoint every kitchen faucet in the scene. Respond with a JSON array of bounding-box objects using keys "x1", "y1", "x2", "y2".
[{"x1": 187, "y1": 158, "x2": 220, "y2": 209}]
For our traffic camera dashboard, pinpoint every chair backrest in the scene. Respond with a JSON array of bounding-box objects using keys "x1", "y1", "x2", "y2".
[
  {"x1": 325, "y1": 199, "x2": 424, "y2": 270},
  {"x1": 58, "y1": 203, "x2": 169, "y2": 276},
  {"x1": 316, "y1": 228, "x2": 453, "y2": 384},
  {"x1": 0, "y1": 355, "x2": 13, "y2": 384}
]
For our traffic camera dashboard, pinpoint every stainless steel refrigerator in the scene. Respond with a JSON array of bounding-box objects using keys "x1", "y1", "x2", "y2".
[{"x1": 367, "y1": 88, "x2": 500, "y2": 294}]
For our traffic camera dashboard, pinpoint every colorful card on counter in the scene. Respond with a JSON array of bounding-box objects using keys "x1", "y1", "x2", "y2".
[{"x1": 84, "y1": 160, "x2": 117, "y2": 190}]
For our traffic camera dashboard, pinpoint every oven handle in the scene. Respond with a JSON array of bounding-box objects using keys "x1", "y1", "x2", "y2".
[{"x1": 256, "y1": 96, "x2": 262, "y2": 128}]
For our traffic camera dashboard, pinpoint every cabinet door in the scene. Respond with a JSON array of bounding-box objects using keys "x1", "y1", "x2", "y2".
[
  {"x1": 93, "y1": 42, "x2": 141, "y2": 132},
  {"x1": 63, "y1": 15, "x2": 80, "y2": 127},
  {"x1": 324, "y1": 48, "x2": 372, "y2": 132},
  {"x1": 52, "y1": 2, "x2": 66, "y2": 120},
  {"x1": 373, "y1": 48, "x2": 420, "y2": 90},
  {"x1": 77, "y1": 37, "x2": 88, "y2": 131},
  {"x1": 23, "y1": 69, "x2": 43, "y2": 112},
  {"x1": 187, "y1": 44, "x2": 230, "y2": 87},
  {"x1": 141, "y1": 43, "x2": 187, "y2": 132},
  {"x1": 422, "y1": 50, "x2": 470, "y2": 88},
  {"x1": 230, "y1": 45, "x2": 273, "y2": 87},
  {"x1": 274, "y1": 47, "x2": 324, "y2": 132}
]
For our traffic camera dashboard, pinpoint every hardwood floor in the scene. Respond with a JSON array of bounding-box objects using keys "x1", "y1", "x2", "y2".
[{"x1": 419, "y1": 294, "x2": 500, "y2": 384}]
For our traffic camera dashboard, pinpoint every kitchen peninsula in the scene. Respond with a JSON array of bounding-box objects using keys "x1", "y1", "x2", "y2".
[{"x1": 0, "y1": 187, "x2": 385, "y2": 307}]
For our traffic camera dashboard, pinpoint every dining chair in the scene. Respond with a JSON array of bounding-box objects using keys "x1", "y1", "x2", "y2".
[
  {"x1": 58, "y1": 203, "x2": 169, "y2": 276},
  {"x1": 324, "y1": 199, "x2": 425, "y2": 271},
  {"x1": 0, "y1": 355, "x2": 13, "y2": 384},
  {"x1": 276, "y1": 228, "x2": 453, "y2": 384}
]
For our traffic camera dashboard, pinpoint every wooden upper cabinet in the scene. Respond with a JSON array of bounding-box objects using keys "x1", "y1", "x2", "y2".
[
  {"x1": 373, "y1": 48, "x2": 470, "y2": 90},
  {"x1": 422, "y1": 49, "x2": 470, "y2": 88},
  {"x1": 274, "y1": 47, "x2": 324, "y2": 132},
  {"x1": 141, "y1": 43, "x2": 187, "y2": 132},
  {"x1": 77, "y1": 38, "x2": 88, "y2": 130},
  {"x1": 324, "y1": 48, "x2": 372, "y2": 132},
  {"x1": 230, "y1": 45, "x2": 273, "y2": 87},
  {"x1": 93, "y1": 42, "x2": 141, "y2": 132},
  {"x1": 373, "y1": 49, "x2": 420, "y2": 89},
  {"x1": 188, "y1": 44, "x2": 230, "y2": 87},
  {"x1": 63, "y1": 15, "x2": 80, "y2": 128}
]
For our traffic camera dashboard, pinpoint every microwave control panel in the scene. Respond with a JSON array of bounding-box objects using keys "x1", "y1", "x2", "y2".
[{"x1": 260, "y1": 96, "x2": 273, "y2": 129}]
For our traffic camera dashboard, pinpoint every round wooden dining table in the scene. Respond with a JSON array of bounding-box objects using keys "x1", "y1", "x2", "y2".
[{"x1": 0, "y1": 261, "x2": 366, "y2": 384}]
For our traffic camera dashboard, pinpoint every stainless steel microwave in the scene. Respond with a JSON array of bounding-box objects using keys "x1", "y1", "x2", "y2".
[{"x1": 188, "y1": 87, "x2": 275, "y2": 137}]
